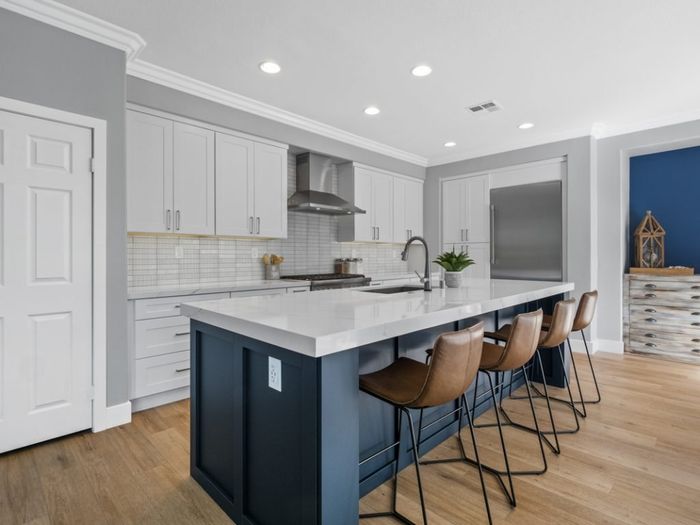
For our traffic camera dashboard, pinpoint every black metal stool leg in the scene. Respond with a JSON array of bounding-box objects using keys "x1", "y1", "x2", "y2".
[
  {"x1": 462, "y1": 395, "x2": 494, "y2": 525},
  {"x1": 485, "y1": 372, "x2": 516, "y2": 506},
  {"x1": 581, "y1": 330, "x2": 602, "y2": 404},
  {"x1": 404, "y1": 408, "x2": 428, "y2": 525}
]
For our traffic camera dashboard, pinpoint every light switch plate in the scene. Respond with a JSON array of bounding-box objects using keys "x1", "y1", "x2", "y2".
[{"x1": 268, "y1": 356, "x2": 282, "y2": 392}]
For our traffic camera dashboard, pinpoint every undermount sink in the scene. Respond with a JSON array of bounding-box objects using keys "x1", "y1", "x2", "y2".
[{"x1": 361, "y1": 285, "x2": 425, "y2": 294}]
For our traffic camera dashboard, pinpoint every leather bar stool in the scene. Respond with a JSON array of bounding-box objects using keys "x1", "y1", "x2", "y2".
[
  {"x1": 359, "y1": 322, "x2": 492, "y2": 525},
  {"x1": 488, "y1": 298, "x2": 578, "y2": 455},
  {"x1": 540, "y1": 291, "x2": 600, "y2": 418},
  {"x1": 422, "y1": 310, "x2": 547, "y2": 508}
]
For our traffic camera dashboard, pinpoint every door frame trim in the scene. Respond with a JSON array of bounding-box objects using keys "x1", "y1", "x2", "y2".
[{"x1": 0, "y1": 95, "x2": 127, "y2": 433}]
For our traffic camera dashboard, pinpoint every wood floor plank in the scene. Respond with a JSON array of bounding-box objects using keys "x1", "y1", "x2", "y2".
[{"x1": 0, "y1": 352, "x2": 698, "y2": 524}]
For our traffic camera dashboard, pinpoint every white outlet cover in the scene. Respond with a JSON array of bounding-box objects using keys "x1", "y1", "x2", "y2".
[
  {"x1": 351, "y1": 249, "x2": 357, "y2": 258},
  {"x1": 251, "y1": 247, "x2": 259, "y2": 259},
  {"x1": 174, "y1": 246, "x2": 184, "y2": 259},
  {"x1": 268, "y1": 356, "x2": 282, "y2": 392}
]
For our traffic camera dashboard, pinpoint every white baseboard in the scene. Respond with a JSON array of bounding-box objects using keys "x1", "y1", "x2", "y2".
[
  {"x1": 131, "y1": 387, "x2": 190, "y2": 413},
  {"x1": 568, "y1": 338, "x2": 597, "y2": 354},
  {"x1": 596, "y1": 339, "x2": 624, "y2": 355},
  {"x1": 93, "y1": 400, "x2": 132, "y2": 432}
]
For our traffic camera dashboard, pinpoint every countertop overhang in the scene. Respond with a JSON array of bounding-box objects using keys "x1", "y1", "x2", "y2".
[{"x1": 181, "y1": 278, "x2": 574, "y2": 358}]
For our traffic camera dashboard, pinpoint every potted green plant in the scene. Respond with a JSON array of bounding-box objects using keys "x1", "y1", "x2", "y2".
[{"x1": 433, "y1": 248, "x2": 475, "y2": 288}]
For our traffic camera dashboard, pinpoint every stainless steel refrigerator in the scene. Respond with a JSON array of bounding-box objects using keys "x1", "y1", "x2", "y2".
[{"x1": 490, "y1": 180, "x2": 563, "y2": 281}]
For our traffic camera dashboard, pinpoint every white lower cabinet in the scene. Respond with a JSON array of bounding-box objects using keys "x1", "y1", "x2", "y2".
[{"x1": 129, "y1": 285, "x2": 310, "y2": 411}]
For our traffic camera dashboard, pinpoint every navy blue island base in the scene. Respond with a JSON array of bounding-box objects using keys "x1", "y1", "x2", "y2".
[{"x1": 189, "y1": 295, "x2": 567, "y2": 525}]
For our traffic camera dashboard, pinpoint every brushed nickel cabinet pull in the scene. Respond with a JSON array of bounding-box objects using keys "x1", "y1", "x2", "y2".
[
  {"x1": 644, "y1": 293, "x2": 656, "y2": 298},
  {"x1": 692, "y1": 349, "x2": 700, "y2": 353},
  {"x1": 645, "y1": 342, "x2": 656, "y2": 348},
  {"x1": 175, "y1": 210, "x2": 181, "y2": 231},
  {"x1": 644, "y1": 333, "x2": 656, "y2": 338},
  {"x1": 166, "y1": 209, "x2": 172, "y2": 230},
  {"x1": 645, "y1": 318, "x2": 657, "y2": 323},
  {"x1": 175, "y1": 367, "x2": 191, "y2": 373},
  {"x1": 174, "y1": 331, "x2": 190, "y2": 336},
  {"x1": 693, "y1": 322, "x2": 700, "y2": 327},
  {"x1": 256, "y1": 217, "x2": 261, "y2": 235},
  {"x1": 644, "y1": 308, "x2": 656, "y2": 313},
  {"x1": 644, "y1": 283, "x2": 656, "y2": 289},
  {"x1": 692, "y1": 285, "x2": 700, "y2": 290},
  {"x1": 693, "y1": 312, "x2": 700, "y2": 316},
  {"x1": 173, "y1": 305, "x2": 181, "y2": 309},
  {"x1": 693, "y1": 296, "x2": 700, "y2": 300},
  {"x1": 693, "y1": 338, "x2": 700, "y2": 343}
]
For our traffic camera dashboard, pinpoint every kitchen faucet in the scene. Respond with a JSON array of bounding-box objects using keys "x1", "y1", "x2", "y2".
[{"x1": 401, "y1": 236, "x2": 432, "y2": 291}]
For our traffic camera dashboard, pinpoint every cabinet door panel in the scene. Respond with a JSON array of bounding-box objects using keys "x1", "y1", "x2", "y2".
[
  {"x1": 372, "y1": 172, "x2": 393, "y2": 242},
  {"x1": 216, "y1": 133, "x2": 254, "y2": 236},
  {"x1": 405, "y1": 178, "x2": 423, "y2": 238},
  {"x1": 464, "y1": 243, "x2": 490, "y2": 279},
  {"x1": 127, "y1": 111, "x2": 173, "y2": 233},
  {"x1": 442, "y1": 178, "x2": 464, "y2": 243},
  {"x1": 392, "y1": 178, "x2": 408, "y2": 242},
  {"x1": 173, "y1": 122, "x2": 215, "y2": 234},
  {"x1": 253, "y1": 143, "x2": 287, "y2": 238},
  {"x1": 353, "y1": 167, "x2": 374, "y2": 241},
  {"x1": 465, "y1": 175, "x2": 489, "y2": 242}
]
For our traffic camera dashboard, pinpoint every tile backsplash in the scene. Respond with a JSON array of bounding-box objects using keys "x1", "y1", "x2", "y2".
[{"x1": 128, "y1": 155, "x2": 409, "y2": 288}]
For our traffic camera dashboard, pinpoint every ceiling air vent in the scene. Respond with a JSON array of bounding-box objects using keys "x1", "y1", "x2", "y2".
[{"x1": 467, "y1": 100, "x2": 502, "y2": 113}]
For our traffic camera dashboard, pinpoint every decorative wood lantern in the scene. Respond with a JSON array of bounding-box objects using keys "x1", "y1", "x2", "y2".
[{"x1": 634, "y1": 210, "x2": 665, "y2": 268}]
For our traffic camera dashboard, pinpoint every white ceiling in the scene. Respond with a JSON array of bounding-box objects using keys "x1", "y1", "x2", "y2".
[{"x1": 58, "y1": 0, "x2": 700, "y2": 165}]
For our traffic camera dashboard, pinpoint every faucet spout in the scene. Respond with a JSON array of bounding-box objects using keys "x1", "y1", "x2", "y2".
[{"x1": 402, "y1": 236, "x2": 432, "y2": 291}]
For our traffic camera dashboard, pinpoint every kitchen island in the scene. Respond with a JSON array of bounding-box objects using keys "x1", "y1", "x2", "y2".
[{"x1": 182, "y1": 278, "x2": 574, "y2": 525}]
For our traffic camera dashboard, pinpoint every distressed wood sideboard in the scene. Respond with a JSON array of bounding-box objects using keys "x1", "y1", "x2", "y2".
[{"x1": 624, "y1": 273, "x2": 700, "y2": 364}]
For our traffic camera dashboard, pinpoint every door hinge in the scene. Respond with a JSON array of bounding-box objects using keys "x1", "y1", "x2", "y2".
[{"x1": 89, "y1": 157, "x2": 96, "y2": 174}]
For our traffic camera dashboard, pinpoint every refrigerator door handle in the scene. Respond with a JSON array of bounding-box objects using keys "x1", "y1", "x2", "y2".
[{"x1": 489, "y1": 204, "x2": 496, "y2": 264}]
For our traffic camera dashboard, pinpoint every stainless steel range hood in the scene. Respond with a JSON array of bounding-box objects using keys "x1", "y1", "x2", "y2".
[{"x1": 288, "y1": 153, "x2": 366, "y2": 215}]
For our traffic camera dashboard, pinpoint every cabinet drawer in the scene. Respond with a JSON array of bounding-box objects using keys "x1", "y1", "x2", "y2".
[
  {"x1": 629, "y1": 288, "x2": 700, "y2": 307},
  {"x1": 134, "y1": 316, "x2": 191, "y2": 359},
  {"x1": 134, "y1": 292, "x2": 229, "y2": 320},
  {"x1": 630, "y1": 303, "x2": 700, "y2": 325},
  {"x1": 628, "y1": 327, "x2": 700, "y2": 349},
  {"x1": 230, "y1": 288, "x2": 286, "y2": 298},
  {"x1": 627, "y1": 340, "x2": 700, "y2": 362},
  {"x1": 133, "y1": 351, "x2": 190, "y2": 398}
]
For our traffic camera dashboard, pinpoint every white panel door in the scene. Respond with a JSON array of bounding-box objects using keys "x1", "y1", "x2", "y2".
[
  {"x1": 173, "y1": 122, "x2": 215, "y2": 235},
  {"x1": 442, "y1": 178, "x2": 465, "y2": 243},
  {"x1": 253, "y1": 142, "x2": 287, "y2": 238},
  {"x1": 215, "y1": 133, "x2": 254, "y2": 236},
  {"x1": 353, "y1": 167, "x2": 374, "y2": 241},
  {"x1": 0, "y1": 109, "x2": 93, "y2": 453},
  {"x1": 465, "y1": 175, "x2": 489, "y2": 242},
  {"x1": 372, "y1": 172, "x2": 393, "y2": 242},
  {"x1": 126, "y1": 110, "x2": 173, "y2": 233}
]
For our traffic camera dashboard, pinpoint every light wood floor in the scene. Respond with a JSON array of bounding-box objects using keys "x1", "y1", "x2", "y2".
[{"x1": 1, "y1": 352, "x2": 699, "y2": 524}]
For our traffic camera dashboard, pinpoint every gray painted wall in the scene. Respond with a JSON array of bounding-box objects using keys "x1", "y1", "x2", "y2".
[
  {"x1": 0, "y1": 8, "x2": 129, "y2": 405},
  {"x1": 127, "y1": 77, "x2": 426, "y2": 179},
  {"x1": 426, "y1": 137, "x2": 597, "y2": 341},
  {"x1": 596, "y1": 120, "x2": 700, "y2": 346}
]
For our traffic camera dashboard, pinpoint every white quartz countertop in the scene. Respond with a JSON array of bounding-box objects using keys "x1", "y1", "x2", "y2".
[
  {"x1": 127, "y1": 279, "x2": 308, "y2": 300},
  {"x1": 181, "y1": 278, "x2": 574, "y2": 358}
]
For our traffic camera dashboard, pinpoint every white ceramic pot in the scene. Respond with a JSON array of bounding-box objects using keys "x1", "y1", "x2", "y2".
[{"x1": 444, "y1": 271, "x2": 463, "y2": 288}]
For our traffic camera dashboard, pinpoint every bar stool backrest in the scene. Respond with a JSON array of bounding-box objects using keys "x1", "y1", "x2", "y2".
[
  {"x1": 572, "y1": 290, "x2": 598, "y2": 331},
  {"x1": 410, "y1": 322, "x2": 484, "y2": 409},
  {"x1": 498, "y1": 309, "x2": 544, "y2": 371},
  {"x1": 539, "y1": 299, "x2": 576, "y2": 349}
]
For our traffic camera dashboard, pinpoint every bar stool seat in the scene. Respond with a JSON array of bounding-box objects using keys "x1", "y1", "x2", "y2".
[
  {"x1": 424, "y1": 341, "x2": 504, "y2": 369},
  {"x1": 359, "y1": 358, "x2": 429, "y2": 406},
  {"x1": 486, "y1": 325, "x2": 546, "y2": 345}
]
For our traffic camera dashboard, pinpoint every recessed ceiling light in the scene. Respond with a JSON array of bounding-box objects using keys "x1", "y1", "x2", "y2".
[
  {"x1": 259, "y1": 61, "x2": 281, "y2": 74},
  {"x1": 411, "y1": 65, "x2": 432, "y2": 77},
  {"x1": 518, "y1": 122, "x2": 535, "y2": 130},
  {"x1": 364, "y1": 106, "x2": 380, "y2": 116},
  {"x1": 444, "y1": 141, "x2": 456, "y2": 148}
]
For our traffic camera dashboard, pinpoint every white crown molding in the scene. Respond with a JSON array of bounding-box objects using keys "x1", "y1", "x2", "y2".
[
  {"x1": 427, "y1": 127, "x2": 592, "y2": 168},
  {"x1": 0, "y1": 0, "x2": 146, "y2": 60},
  {"x1": 127, "y1": 59, "x2": 429, "y2": 167},
  {"x1": 590, "y1": 109, "x2": 700, "y2": 139}
]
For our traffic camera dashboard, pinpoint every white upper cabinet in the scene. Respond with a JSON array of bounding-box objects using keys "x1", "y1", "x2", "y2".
[
  {"x1": 338, "y1": 163, "x2": 420, "y2": 243},
  {"x1": 441, "y1": 174, "x2": 489, "y2": 244},
  {"x1": 127, "y1": 108, "x2": 288, "y2": 238},
  {"x1": 253, "y1": 142, "x2": 287, "y2": 238},
  {"x1": 127, "y1": 111, "x2": 173, "y2": 233},
  {"x1": 393, "y1": 177, "x2": 424, "y2": 242},
  {"x1": 215, "y1": 132, "x2": 287, "y2": 238},
  {"x1": 215, "y1": 133, "x2": 255, "y2": 236},
  {"x1": 173, "y1": 122, "x2": 215, "y2": 235}
]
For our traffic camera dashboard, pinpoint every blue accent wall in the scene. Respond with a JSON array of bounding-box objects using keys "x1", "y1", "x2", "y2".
[{"x1": 629, "y1": 146, "x2": 700, "y2": 269}]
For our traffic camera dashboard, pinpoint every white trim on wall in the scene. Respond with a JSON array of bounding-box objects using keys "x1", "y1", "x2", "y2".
[
  {"x1": 0, "y1": 95, "x2": 131, "y2": 432},
  {"x1": 0, "y1": 0, "x2": 146, "y2": 60},
  {"x1": 127, "y1": 59, "x2": 429, "y2": 167}
]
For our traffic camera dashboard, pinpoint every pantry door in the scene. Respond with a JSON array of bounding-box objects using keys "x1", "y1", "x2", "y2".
[{"x1": 0, "y1": 109, "x2": 93, "y2": 453}]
